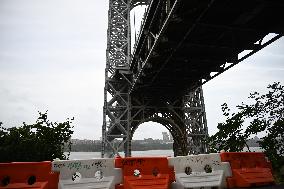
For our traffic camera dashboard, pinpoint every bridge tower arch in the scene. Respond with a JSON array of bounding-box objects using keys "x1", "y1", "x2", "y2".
[
  {"x1": 130, "y1": 118, "x2": 187, "y2": 156},
  {"x1": 102, "y1": 0, "x2": 208, "y2": 157}
]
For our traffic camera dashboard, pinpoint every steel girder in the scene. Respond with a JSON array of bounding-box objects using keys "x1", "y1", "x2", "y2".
[
  {"x1": 102, "y1": 0, "x2": 132, "y2": 157},
  {"x1": 130, "y1": 0, "x2": 149, "y2": 9},
  {"x1": 102, "y1": 0, "x2": 208, "y2": 157},
  {"x1": 184, "y1": 87, "x2": 208, "y2": 154},
  {"x1": 130, "y1": 0, "x2": 284, "y2": 95}
]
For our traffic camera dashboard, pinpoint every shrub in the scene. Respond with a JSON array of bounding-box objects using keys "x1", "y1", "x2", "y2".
[{"x1": 0, "y1": 111, "x2": 74, "y2": 162}]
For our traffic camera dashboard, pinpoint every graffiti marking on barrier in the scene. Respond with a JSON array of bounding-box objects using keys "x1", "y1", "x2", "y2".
[
  {"x1": 67, "y1": 162, "x2": 82, "y2": 171},
  {"x1": 121, "y1": 159, "x2": 146, "y2": 166},
  {"x1": 53, "y1": 163, "x2": 66, "y2": 169},
  {"x1": 83, "y1": 164, "x2": 91, "y2": 170},
  {"x1": 212, "y1": 160, "x2": 220, "y2": 167},
  {"x1": 92, "y1": 161, "x2": 107, "y2": 168}
]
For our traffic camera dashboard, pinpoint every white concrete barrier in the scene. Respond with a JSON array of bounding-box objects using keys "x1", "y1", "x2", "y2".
[
  {"x1": 52, "y1": 158, "x2": 122, "y2": 189},
  {"x1": 168, "y1": 153, "x2": 232, "y2": 189}
]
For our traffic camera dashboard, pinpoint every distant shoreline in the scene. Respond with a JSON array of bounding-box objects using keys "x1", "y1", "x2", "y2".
[
  {"x1": 68, "y1": 138, "x2": 261, "y2": 152},
  {"x1": 66, "y1": 147, "x2": 263, "y2": 159}
]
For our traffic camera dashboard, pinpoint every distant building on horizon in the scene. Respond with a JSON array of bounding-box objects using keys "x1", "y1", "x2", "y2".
[{"x1": 162, "y1": 132, "x2": 170, "y2": 142}]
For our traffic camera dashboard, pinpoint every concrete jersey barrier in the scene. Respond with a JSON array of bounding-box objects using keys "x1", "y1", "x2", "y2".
[
  {"x1": 52, "y1": 158, "x2": 122, "y2": 189},
  {"x1": 168, "y1": 153, "x2": 232, "y2": 189}
]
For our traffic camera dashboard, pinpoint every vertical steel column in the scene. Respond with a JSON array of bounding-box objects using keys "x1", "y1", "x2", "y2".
[
  {"x1": 102, "y1": 0, "x2": 132, "y2": 157},
  {"x1": 184, "y1": 87, "x2": 209, "y2": 154}
]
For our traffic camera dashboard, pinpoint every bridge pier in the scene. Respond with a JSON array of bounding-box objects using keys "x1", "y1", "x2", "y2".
[{"x1": 102, "y1": 0, "x2": 208, "y2": 157}]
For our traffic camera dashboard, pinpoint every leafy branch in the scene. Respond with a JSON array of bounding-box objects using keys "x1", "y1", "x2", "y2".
[
  {"x1": 0, "y1": 111, "x2": 74, "y2": 162},
  {"x1": 207, "y1": 82, "x2": 284, "y2": 181}
]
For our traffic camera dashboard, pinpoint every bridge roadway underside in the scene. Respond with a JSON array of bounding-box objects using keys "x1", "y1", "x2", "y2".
[{"x1": 131, "y1": 0, "x2": 284, "y2": 103}]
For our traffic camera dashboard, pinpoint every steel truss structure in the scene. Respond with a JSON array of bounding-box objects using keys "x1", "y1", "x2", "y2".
[
  {"x1": 102, "y1": 0, "x2": 208, "y2": 157},
  {"x1": 102, "y1": 0, "x2": 284, "y2": 157}
]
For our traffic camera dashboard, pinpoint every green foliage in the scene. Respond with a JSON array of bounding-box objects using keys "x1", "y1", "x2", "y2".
[
  {"x1": 207, "y1": 82, "x2": 284, "y2": 181},
  {"x1": 259, "y1": 118, "x2": 284, "y2": 181},
  {"x1": 0, "y1": 112, "x2": 74, "y2": 162},
  {"x1": 208, "y1": 105, "x2": 249, "y2": 152}
]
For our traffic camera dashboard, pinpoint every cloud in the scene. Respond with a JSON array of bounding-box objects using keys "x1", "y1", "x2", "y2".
[{"x1": 0, "y1": 0, "x2": 107, "y2": 139}]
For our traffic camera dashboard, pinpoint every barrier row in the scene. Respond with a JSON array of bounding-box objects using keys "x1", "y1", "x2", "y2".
[{"x1": 0, "y1": 152, "x2": 275, "y2": 189}]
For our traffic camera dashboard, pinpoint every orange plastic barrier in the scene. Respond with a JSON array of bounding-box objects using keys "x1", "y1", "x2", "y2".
[
  {"x1": 48, "y1": 172, "x2": 59, "y2": 189},
  {"x1": 0, "y1": 161, "x2": 58, "y2": 189},
  {"x1": 220, "y1": 152, "x2": 275, "y2": 188},
  {"x1": 115, "y1": 157, "x2": 174, "y2": 189}
]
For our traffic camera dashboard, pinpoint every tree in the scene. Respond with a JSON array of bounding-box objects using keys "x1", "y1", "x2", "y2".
[
  {"x1": 0, "y1": 111, "x2": 74, "y2": 162},
  {"x1": 207, "y1": 82, "x2": 284, "y2": 181}
]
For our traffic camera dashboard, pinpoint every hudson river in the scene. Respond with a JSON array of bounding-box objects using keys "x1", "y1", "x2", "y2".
[{"x1": 67, "y1": 147, "x2": 262, "y2": 160}]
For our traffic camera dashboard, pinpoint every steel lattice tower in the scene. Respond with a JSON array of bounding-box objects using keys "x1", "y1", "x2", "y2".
[{"x1": 102, "y1": 0, "x2": 208, "y2": 157}]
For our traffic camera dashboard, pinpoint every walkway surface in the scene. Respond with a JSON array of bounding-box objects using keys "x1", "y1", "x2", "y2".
[{"x1": 235, "y1": 184, "x2": 284, "y2": 189}]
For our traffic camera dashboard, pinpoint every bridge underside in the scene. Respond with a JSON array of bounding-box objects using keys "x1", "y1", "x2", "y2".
[
  {"x1": 131, "y1": 0, "x2": 284, "y2": 102},
  {"x1": 102, "y1": 0, "x2": 283, "y2": 157}
]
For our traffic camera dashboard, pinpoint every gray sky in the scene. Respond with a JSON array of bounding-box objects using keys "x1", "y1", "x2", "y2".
[{"x1": 0, "y1": 0, "x2": 283, "y2": 140}]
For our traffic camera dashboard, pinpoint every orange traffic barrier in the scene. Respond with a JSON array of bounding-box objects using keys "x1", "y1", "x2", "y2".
[
  {"x1": 0, "y1": 161, "x2": 58, "y2": 189},
  {"x1": 48, "y1": 171, "x2": 59, "y2": 189},
  {"x1": 115, "y1": 157, "x2": 174, "y2": 189},
  {"x1": 220, "y1": 152, "x2": 275, "y2": 188}
]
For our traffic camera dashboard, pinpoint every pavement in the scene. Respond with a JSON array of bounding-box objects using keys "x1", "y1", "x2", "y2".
[{"x1": 234, "y1": 184, "x2": 284, "y2": 189}]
